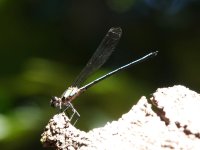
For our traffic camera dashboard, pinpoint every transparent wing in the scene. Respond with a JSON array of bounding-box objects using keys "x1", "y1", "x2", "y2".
[{"x1": 72, "y1": 27, "x2": 122, "y2": 87}]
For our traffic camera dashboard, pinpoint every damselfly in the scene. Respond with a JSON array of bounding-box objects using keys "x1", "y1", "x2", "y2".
[{"x1": 50, "y1": 27, "x2": 158, "y2": 123}]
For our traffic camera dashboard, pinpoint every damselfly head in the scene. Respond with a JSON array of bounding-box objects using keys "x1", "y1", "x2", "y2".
[{"x1": 50, "y1": 96, "x2": 61, "y2": 108}]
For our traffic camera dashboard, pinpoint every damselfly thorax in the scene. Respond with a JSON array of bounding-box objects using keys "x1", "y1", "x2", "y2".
[{"x1": 50, "y1": 87, "x2": 85, "y2": 109}]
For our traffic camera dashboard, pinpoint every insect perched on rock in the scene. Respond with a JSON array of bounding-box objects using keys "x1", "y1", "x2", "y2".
[{"x1": 50, "y1": 27, "x2": 158, "y2": 124}]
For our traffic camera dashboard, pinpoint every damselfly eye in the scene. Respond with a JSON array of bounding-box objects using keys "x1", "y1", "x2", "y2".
[{"x1": 50, "y1": 96, "x2": 60, "y2": 108}]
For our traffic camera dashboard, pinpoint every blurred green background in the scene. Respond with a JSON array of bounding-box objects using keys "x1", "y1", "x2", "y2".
[{"x1": 0, "y1": 0, "x2": 200, "y2": 149}]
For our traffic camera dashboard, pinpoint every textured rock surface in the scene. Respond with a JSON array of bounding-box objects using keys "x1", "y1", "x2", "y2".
[{"x1": 41, "y1": 85, "x2": 200, "y2": 150}]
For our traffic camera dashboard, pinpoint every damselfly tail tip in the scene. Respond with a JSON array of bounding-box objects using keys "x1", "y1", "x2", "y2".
[
  {"x1": 144, "y1": 51, "x2": 158, "y2": 60},
  {"x1": 151, "y1": 51, "x2": 158, "y2": 56}
]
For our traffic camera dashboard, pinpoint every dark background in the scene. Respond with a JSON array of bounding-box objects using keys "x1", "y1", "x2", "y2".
[{"x1": 0, "y1": 0, "x2": 200, "y2": 149}]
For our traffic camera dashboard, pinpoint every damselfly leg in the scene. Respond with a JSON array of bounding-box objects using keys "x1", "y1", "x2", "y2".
[{"x1": 63, "y1": 102, "x2": 80, "y2": 125}]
